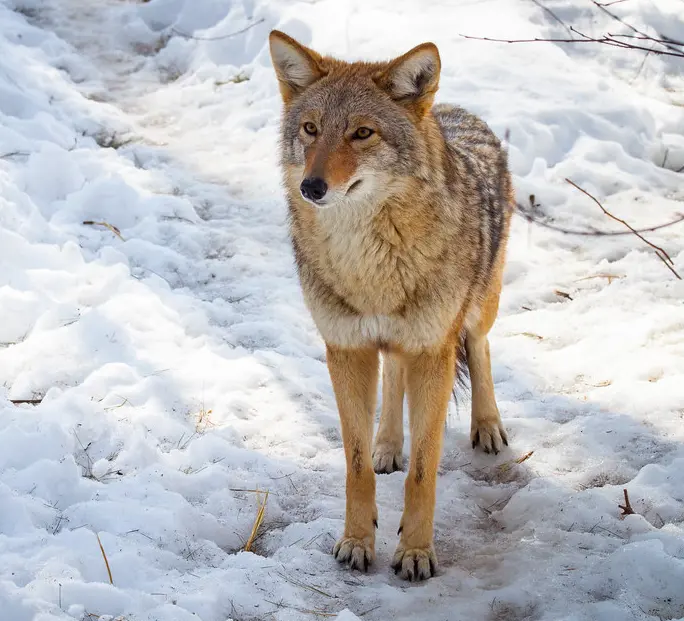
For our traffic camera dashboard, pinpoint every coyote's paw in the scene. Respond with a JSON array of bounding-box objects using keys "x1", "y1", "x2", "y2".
[
  {"x1": 391, "y1": 543, "x2": 437, "y2": 581},
  {"x1": 471, "y1": 420, "x2": 508, "y2": 455},
  {"x1": 372, "y1": 442, "x2": 403, "y2": 474},
  {"x1": 333, "y1": 536, "x2": 375, "y2": 572}
]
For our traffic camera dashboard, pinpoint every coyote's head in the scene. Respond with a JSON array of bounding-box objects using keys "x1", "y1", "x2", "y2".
[{"x1": 269, "y1": 31, "x2": 441, "y2": 209}]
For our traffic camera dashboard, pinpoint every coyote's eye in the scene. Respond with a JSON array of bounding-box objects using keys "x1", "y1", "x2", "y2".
[
  {"x1": 303, "y1": 122, "x2": 318, "y2": 136},
  {"x1": 353, "y1": 127, "x2": 374, "y2": 140}
]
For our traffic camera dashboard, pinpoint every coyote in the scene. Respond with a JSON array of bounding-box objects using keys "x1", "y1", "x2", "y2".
[{"x1": 269, "y1": 30, "x2": 513, "y2": 581}]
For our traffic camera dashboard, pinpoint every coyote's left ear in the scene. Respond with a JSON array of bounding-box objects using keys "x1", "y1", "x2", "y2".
[
  {"x1": 269, "y1": 30, "x2": 327, "y2": 104},
  {"x1": 376, "y1": 43, "x2": 441, "y2": 116}
]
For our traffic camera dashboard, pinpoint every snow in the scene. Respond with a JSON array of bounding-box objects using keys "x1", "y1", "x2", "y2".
[{"x1": 0, "y1": 0, "x2": 683, "y2": 620}]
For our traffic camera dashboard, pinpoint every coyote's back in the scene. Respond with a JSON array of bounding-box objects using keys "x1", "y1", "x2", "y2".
[{"x1": 432, "y1": 103, "x2": 512, "y2": 273}]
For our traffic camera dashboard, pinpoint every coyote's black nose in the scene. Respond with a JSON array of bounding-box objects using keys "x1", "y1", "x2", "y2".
[{"x1": 300, "y1": 177, "x2": 328, "y2": 202}]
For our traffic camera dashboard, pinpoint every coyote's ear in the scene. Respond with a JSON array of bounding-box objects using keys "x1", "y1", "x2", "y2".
[
  {"x1": 269, "y1": 30, "x2": 326, "y2": 103},
  {"x1": 376, "y1": 43, "x2": 441, "y2": 116}
]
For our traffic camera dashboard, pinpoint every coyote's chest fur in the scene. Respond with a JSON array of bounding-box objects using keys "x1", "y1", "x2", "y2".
[
  {"x1": 289, "y1": 196, "x2": 465, "y2": 351},
  {"x1": 317, "y1": 203, "x2": 429, "y2": 316}
]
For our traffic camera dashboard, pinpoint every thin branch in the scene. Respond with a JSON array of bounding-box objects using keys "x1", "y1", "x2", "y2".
[
  {"x1": 459, "y1": 32, "x2": 684, "y2": 58},
  {"x1": 590, "y1": 0, "x2": 684, "y2": 54},
  {"x1": 460, "y1": 33, "x2": 596, "y2": 45},
  {"x1": 632, "y1": 44, "x2": 655, "y2": 81},
  {"x1": 0, "y1": 151, "x2": 30, "y2": 159},
  {"x1": 516, "y1": 198, "x2": 684, "y2": 236},
  {"x1": 565, "y1": 178, "x2": 681, "y2": 279},
  {"x1": 656, "y1": 250, "x2": 683, "y2": 280},
  {"x1": 530, "y1": 0, "x2": 573, "y2": 36},
  {"x1": 83, "y1": 220, "x2": 124, "y2": 241},
  {"x1": 564, "y1": 179, "x2": 674, "y2": 262},
  {"x1": 610, "y1": 33, "x2": 684, "y2": 46},
  {"x1": 172, "y1": 18, "x2": 264, "y2": 41}
]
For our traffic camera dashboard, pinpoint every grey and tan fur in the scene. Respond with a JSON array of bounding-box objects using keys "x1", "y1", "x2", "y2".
[{"x1": 269, "y1": 30, "x2": 513, "y2": 581}]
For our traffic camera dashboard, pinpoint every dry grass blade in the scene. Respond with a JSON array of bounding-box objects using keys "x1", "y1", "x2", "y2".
[
  {"x1": 515, "y1": 451, "x2": 535, "y2": 464},
  {"x1": 265, "y1": 600, "x2": 337, "y2": 617},
  {"x1": 295, "y1": 609, "x2": 336, "y2": 618},
  {"x1": 83, "y1": 220, "x2": 125, "y2": 241},
  {"x1": 243, "y1": 490, "x2": 269, "y2": 552},
  {"x1": 576, "y1": 273, "x2": 623, "y2": 284},
  {"x1": 498, "y1": 450, "x2": 534, "y2": 472},
  {"x1": 195, "y1": 401, "x2": 213, "y2": 433},
  {"x1": 83, "y1": 612, "x2": 127, "y2": 621},
  {"x1": 516, "y1": 332, "x2": 543, "y2": 340},
  {"x1": 275, "y1": 571, "x2": 336, "y2": 599},
  {"x1": 172, "y1": 18, "x2": 264, "y2": 41},
  {"x1": 554, "y1": 289, "x2": 573, "y2": 301},
  {"x1": 96, "y1": 533, "x2": 113, "y2": 584},
  {"x1": 565, "y1": 179, "x2": 681, "y2": 280}
]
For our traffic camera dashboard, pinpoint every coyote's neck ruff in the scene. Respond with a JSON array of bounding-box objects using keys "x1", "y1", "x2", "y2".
[{"x1": 270, "y1": 30, "x2": 512, "y2": 581}]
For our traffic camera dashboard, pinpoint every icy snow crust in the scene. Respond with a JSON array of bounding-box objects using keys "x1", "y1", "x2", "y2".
[{"x1": 0, "y1": 0, "x2": 683, "y2": 619}]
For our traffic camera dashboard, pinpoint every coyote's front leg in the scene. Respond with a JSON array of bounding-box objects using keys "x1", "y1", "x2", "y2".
[
  {"x1": 327, "y1": 345, "x2": 379, "y2": 571},
  {"x1": 392, "y1": 339, "x2": 455, "y2": 581}
]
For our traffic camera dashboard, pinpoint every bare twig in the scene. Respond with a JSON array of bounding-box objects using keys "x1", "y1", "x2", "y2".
[
  {"x1": 565, "y1": 179, "x2": 674, "y2": 261},
  {"x1": 83, "y1": 220, "x2": 124, "y2": 241},
  {"x1": 618, "y1": 488, "x2": 636, "y2": 516},
  {"x1": 565, "y1": 178, "x2": 681, "y2": 279},
  {"x1": 10, "y1": 398, "x2": 43, "y2": 405},
  {"x1": 530, "y1": 0, "x2": 573, "y2": 36},
  {"x1": 461, "y1": 33, "x2": 601, "y2": 45},
  {"x1": 590, "y1": 0, "x2": 684, "y2": 55},
  {"x1": 655, "y1": 250, "x2": 682, "y2": 280},
  {"x1": 631, "y1": 44, "x2": 655, "y2": 81},
  {"x1": 517, "y1": 195, "x2": 684, "y2": 236},
  {"x1": 611, "y1": 33, "x2": 684, "y2": 47},
  {"x1": 459, "y1": 32, "x2": 684, "y2": 58},
  {"x1": 172, "y1": 18, "x2": 264, "y2": 41}
]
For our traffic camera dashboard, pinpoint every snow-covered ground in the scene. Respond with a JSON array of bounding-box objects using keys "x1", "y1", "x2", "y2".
[{"x1": 1, "y1": 0, "x2": 683, "y2": 619}]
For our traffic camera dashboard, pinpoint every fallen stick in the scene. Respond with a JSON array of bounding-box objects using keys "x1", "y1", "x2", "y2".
[{"x1": 83, "y1": 220, "x2": 124, "y2": 241}]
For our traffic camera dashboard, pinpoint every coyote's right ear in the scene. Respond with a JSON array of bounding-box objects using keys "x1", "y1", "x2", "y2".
[
  {"x1": 269, "y1": 31, "x2": 326, "y2": 103},
  {"x1": 376, "y1": 43, "x2": 441, "y2": 117}
]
